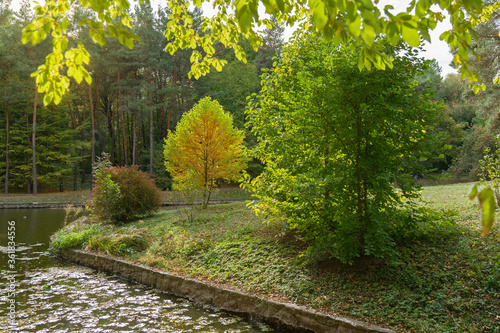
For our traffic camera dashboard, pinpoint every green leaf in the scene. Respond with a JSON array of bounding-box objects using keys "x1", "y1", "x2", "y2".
[
  {"x1": 82, "y1": 69, "x2": 92, "y2": 85},
  {"x1": 385, "y1": 22, "x2": 400, "y2": 45},
  {"x1": 415, "y1": 0, "x2": 430, "y2": 17},
  {"x1": 165, "y1": 43, "x2": 175, "y2": 55},
  {"x1": 360, "y1": 24, "x2": 375, "y2": 46},
  {"x1": 213, "y1": 59, "x2": 223, "y2": 72},
  {"x1": 23, "y1": 22, "x2": 39, "y2": 32},
  {"x1": 53, "y1": 89, "x2": 63, "y2": 105},
  {"x1": 67, "y1": 65, "x2": 75, "y2": 77},
  {"x1": 43, "y1": 93, "x2": 53, "y2": 105},
  {"x1": 62, "y1": 17, "x2": 70, "y2": 33},
  {"x1": 164, "y1": 29, "x2": 174, "y2": 40},
  {"x1": 469, "y1": 184, "x2": 478, "y2": 200},
  {"x1": 238, "y1": 11, "x2": 253, "y2": 33},
  {"x1": 32, "y1": 30, "x2": 43, "y2": 45},
  {"x1": 121, "y1": 16, "x2": 132, "y2": 28},
  {"x1": 347, "y1": 13, "x2": 361, "y2": 37},
  {"x1": 311, "y1": 0, "x2": 328, "y2": 30},
  {"x1": 91, "y1": 31, "x2": 106, "y2": 47},
  {"x1": 73, "y1": 66, "x2": 83, "y2": 83},
  {"x1": 21, "y1": 31, "x2": 33, "y2": 44},
  {"x1": 480, "y1": 190, "x2": 495, "y2": 237},
  {"x1": 61, "y1": 76, "x2": 70, "y2": 89},
  {"x1": 478, "y1": 187, "x2": 494, "y2": 207},
  {"x1": 190, "y1": 51, "x2": 201, "y2": 63},
  {"x1": 401, "y1": 21, "x2": 420, "y2": 47}
]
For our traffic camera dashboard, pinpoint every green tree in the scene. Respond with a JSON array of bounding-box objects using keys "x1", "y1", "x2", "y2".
[
  {"x1": 448, "y1": 4, "x2": 500, "y2": 181},
  {"x1": 254, "y1": 17, "x2": 285, "y2": 75},
  {"x1": 246, "y1": 32, "x2": 441, "y2": 264},
  {"x1": 22, "y1": 0, "x2": 498, "y2": 105},
  {"x1": 164, "y1": 97, "x2": 247, "y2": 209},
  {"x1": 200, "y1": 60, "x2": 260, "y2": 130}
]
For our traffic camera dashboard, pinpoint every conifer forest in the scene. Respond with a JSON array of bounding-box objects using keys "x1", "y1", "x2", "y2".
[{"x1": 1, "y1": 0, "x2": 500, "y2": 194}]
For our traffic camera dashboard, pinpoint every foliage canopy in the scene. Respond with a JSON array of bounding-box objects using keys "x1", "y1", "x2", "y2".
[
  {"x1": 246, "y1": 32, "x2": 442, "y2": 263},
  {"x1": 22, "y1": 0, "x2": 500, "y2": 104}
]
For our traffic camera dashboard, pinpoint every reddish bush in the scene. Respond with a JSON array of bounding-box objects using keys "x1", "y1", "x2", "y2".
[{"x1": 89, "y1": 165, "x2": 162, "y2": 223}]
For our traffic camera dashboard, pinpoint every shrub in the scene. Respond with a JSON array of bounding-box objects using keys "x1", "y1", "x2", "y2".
[{"x1": 88, "y1": 164, "x2": 162, "y2": 223}]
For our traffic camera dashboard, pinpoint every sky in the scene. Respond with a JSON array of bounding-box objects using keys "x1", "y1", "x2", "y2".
[{"x1": 378, "y1": 0, "x2": 457, "y2": 77}]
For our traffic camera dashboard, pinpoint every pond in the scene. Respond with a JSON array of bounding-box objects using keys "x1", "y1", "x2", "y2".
[{"x1": 0, "y1": 209, "x2": 281, "y2": 332}]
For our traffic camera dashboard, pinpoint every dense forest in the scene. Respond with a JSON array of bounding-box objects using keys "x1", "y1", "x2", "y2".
[
  {"x1": 0, "y1": 0, "x2": 282, "y2": 193},
  {"x1": 0, "y1": 0, "x2": 499, "y2": 194}
]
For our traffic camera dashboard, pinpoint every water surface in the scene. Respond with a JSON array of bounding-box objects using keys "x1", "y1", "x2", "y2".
[{"x1": 0, "y1": 208, "x2": 278, "y2": 332}]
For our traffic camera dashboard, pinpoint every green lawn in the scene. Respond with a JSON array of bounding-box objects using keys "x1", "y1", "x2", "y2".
[
  {"x1": 0, "y1": 187, "x2": 254, "y2": 204},
  {"x1": 51, "y1": 183, "x2": 500, "y2": 332},
  {"x1": 0, "y1": 190, "x2": 91, "y2": 203}
]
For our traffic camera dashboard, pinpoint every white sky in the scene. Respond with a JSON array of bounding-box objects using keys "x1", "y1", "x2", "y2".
[{"x1": 378, "y1": 0, "x2": 456, "y2": 77}]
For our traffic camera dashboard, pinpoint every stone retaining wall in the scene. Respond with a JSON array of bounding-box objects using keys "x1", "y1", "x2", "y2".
[
  {"x1": 58, "y1": 249, "x2": 394, "y2": 333},
  {"x1": 0, "y1": 202, "x2": 85, "y2": 209}
]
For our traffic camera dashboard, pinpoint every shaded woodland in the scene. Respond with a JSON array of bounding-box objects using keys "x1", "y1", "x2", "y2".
[
  {"x1": 0, "y1": 1, "x2": 282, "y2": 193},
  {"x1": 2, "y1": 0, "x2": 500, "y2": 193}
]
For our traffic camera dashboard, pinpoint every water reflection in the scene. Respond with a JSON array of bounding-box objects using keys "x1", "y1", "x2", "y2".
[{"x1": 0, "y1": 209, "x2": 277, "y2": 332}]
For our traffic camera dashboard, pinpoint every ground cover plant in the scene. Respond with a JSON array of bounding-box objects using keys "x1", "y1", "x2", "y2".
[{"x1": 51, "y1": 183, "x2": 500, "y2": 332}]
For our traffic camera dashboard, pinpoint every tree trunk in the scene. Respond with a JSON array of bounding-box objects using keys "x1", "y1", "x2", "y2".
[
  {"x1": 156, "y1": 70, "x2": 166, "y2": 136},
  {"x1": 26, "y1": 112, "x2": 31, "y2": 194},
  {"x1": 171, "y1": 56, "x2": 178, "y2": 129},
  {"x1": 4, "y1": 71, "x2": 9, "y2": 194},
  {"x1": 59, "y1": 176, "x2": 64, "y2": 192},
  {"x1": 118, "y1": 69, "x2": 128, "y2": 165},
  {"x1": 27, "y1": 177, "x2": 31, "y2": 194},
  {"x1": 116, "y1": 95, "x2": 122, "y2": 165},
  {"x1": 107, "y1": 98, "x2": 115, "y2": 163},
  {"x1": 355, "y1": 114, "x2": 362, "y2": 226},
  {"x1": 96, "y1": 72, "x2": 102, "y2": 157},
  {"x1": 203, "y1": 187, "x2": 213, "y2": 210},
  {"x1": 32, "y1": 87, "x2": 38, "y2": 195},
  {"x1": 167, "y1": 93, "x2": 172, "y2": 132},
  {"x1": 73, "y1": 163, "x2": 78, "y2": 191},
  {"x1": 88, "y1": 82, "x2": 96, "y2": 189},
  {"x1": 132, "y1": 110, "x2": 137, "y2": 165},
  {"x1": 147, "y1": 69, "x2": 154, "y2": 175},
  {"x1": 81, "y1": 85, "x2": 87, "y2": 184},
  {"x1": 68, "y1": 102, "x2": 78, "y2": 191}
]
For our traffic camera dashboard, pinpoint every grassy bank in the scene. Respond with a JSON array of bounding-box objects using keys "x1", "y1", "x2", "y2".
[{"x1": 51, "y1": 183, "x2": 500, "y2": 332}]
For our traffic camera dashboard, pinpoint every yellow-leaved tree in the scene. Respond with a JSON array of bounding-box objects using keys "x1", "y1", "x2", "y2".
[{"x1": 164, "y1": 97, "x2": 247, "y2": 209}]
